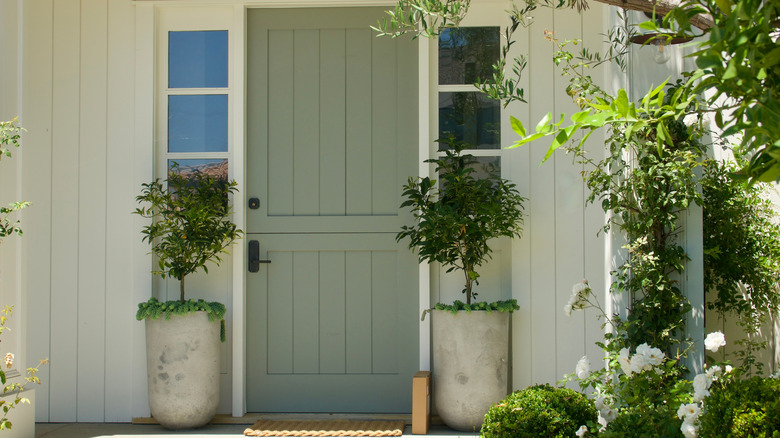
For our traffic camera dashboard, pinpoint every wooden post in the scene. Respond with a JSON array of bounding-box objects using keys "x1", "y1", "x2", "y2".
[{"x1": 412, "y1": 371, "x2": 431, "y2": 434}]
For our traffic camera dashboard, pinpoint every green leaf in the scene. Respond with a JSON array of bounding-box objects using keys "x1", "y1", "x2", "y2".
[
  {"x1": 510, "y1": 116, "x2": 526, "y2": 137},
  {"x1": 722, "y1": 58, "x2": 738, "y2": 80},
  {"x1": 714, "y1": 0, "x2": 732, "y2": 14},
  {"x1": 615, "y1": 89, "x2": 629, "y2": 117},
  {"x1": 536, "y1": 112, "x2": 552, "y2": 133}
]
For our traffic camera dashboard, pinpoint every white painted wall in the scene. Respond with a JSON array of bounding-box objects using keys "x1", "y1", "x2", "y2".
[
  {"x1": 3, "y1": 0, "x2": 775, "y2": 425},
  {"x1": 15, "y1": 0, "x2": 141, "y2": 422}
]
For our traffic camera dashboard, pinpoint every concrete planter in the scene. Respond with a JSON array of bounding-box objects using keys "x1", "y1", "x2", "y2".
[
  {"x1": 432, "y1": 309, "x2": 510, "y2": 432},
  {"x1": 145, "y1": 311, "x2": 220, "y2": 429}
]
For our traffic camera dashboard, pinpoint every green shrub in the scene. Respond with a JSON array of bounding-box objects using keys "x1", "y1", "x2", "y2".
[
  {"x1": 698, "y1": 377, "x2": 780, "y2": 438},
  {"x1": 481, "y1": 384, "x2": 597, "y2": 438},
  {"x1": 600, "y1": 404, "x2": 683, "y2": 438}
]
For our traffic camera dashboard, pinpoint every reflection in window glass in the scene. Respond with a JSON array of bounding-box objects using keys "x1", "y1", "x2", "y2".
[
  {"x1": 439, "y1": 92, "x2": 500, "y2": 150},
  {"x1": 168, "y1": 95, "x2": 228, "y2": 153},
  {"x1": 438, "y1": 27, "x2": 500, "y2": 85},
  {"x1": 168, "y1": 159, "x2": 229, "y2": 181},
  {"x1": 169, "y1": 30, "x2": 228, "y2": 89},
  {"x1": 438, "y1": 156, "x2": 502, "y2": 189}
]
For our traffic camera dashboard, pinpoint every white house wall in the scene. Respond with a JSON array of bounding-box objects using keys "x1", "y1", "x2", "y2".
[
  {"x1": 17, "y1": 0, "x2": 140, "y2": 422},
  {"x1": 6, "y1": 0, "x2": 771, "y2": 424}
]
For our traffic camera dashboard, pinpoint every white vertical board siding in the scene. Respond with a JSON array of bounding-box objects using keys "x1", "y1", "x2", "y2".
[
  {"x1": 502, "y1": 2, "x2": 608, "y2": 390},
  {"x1": 526, "y1": 5, "x2": 559, "y2": 387},
  {"x1": 0, "y1": 0, "x2": 24, "y2": 391},
  {"x1": 21, "y1": 0, "x2": 138, "y2": 422},
  {"x1": 581, "y1": 7, "x2": 611, "y2": 369},
  {"x1": 22, "y1": 0, "x2": 54, "y2": 422},
  {"x1": 105, "y1": 0, "x2": 136, "y2": 422},
  {"x1": 49, "y1": 0, "x2": 80, "y2": 422},
  {"x1": 552, "y1": 7, "x2": 588, "y2": 384}
]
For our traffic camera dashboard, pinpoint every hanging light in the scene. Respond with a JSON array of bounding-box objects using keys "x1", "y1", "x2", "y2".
[
  {"x1": 629, "y1": 12, "x2": 692, "y2": 64},
  {"x1": 629, "y1": 33, "x2": 691, "y2": 64}
]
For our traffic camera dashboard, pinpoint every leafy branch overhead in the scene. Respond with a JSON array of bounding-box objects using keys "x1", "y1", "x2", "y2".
[{"x1": 376, "y1": 0, "x2": 780, "y2": 183}]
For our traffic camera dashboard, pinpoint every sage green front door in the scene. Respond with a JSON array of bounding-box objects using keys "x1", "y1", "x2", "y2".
[{"x1": 245, "y1": 8, "x2": 419, "y2": 413}]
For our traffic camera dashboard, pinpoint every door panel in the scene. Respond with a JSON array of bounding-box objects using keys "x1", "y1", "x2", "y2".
[
  {"x1": 246, "y1": 234, "x2": 418, "y2": 412},
  {"x1": 246, "y1": 8, "x2": 418, "y2": 413}
]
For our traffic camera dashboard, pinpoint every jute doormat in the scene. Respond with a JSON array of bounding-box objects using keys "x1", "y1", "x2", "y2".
[{"x1": 244, "y1": 420, "x2": 406, "y2": 437}]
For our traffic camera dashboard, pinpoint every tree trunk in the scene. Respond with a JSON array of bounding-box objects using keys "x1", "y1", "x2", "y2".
[{"x1": 590, "y1": 0, "x2": 714, "y2": 30}]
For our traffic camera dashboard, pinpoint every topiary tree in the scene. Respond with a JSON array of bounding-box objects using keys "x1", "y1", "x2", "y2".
[
  {"x1": 134, "y1": 163, "x2": 243, "y2": 303},
  {"x1": 397, "y1": 140, "x2": 525, "y2": 305}
]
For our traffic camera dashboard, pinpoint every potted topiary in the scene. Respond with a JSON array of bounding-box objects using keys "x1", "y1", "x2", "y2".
[
  {"x1": 397, "y1": 141, "x2": 525, "y2": 431},
  {"x1": 134, "y1": 163, "x2": 242, "y2": 430}
]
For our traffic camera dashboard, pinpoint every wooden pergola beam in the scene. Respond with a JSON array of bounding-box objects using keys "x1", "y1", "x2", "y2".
[{"x1": 590, "y1": 0, "x2": 714, "y2": 30}]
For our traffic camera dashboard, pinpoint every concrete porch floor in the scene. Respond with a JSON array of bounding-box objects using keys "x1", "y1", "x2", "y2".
[
  {"x1": 35, "y1": 414, "x2": 480, "y2": 438},
  {"x1": 36, "y1": 424, "x2": 478, "y2": 438}
]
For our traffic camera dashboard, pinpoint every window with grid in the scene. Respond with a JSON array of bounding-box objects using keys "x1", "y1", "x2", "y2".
[
  {"x1": 164, "y1": 30, "x2": 230, "y2": 180},
  {"x1": 437, "y1": 27, "x2": 502, "y2": 178}
]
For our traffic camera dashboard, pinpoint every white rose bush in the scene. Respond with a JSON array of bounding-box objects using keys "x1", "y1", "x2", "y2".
[{"x1": 559, "y1": 281, "x2": 735, "y2": 437}]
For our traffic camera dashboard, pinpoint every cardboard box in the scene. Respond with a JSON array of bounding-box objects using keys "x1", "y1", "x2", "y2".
[{"x1": 412, "y1": 371, "x2": 431, "y2": 434}]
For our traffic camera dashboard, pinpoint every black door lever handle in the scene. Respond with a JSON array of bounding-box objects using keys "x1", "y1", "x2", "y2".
[{"x1": 248, "y1": 240, "x2": 271, "y2": 273}]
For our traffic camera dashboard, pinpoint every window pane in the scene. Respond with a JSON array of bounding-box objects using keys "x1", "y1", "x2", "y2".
[
  {"x1": 168, "y1": 159, "x2": 229, "y2": 181},
  {"x1": 439, "y1": 27, "x2": 500, "y2": 85},
  {"x1": 439, "y1": 92, "x2": 500, "y2": 150},
  {"x1": 169, "y1": 30, "x2": 228, "y2": 88},
  {"x1": 168, "y1": 95, "x2": 228, "y2": 153}
]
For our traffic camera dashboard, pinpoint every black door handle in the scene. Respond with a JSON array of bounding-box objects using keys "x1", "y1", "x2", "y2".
[{"x1": 248, "y1": 240, "x2": 271, "y2": 272}]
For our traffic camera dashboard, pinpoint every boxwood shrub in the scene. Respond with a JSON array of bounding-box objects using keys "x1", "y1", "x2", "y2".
[
  {"x1": 481, "y1": 384, "x2": 597, "y2": 438},
  {"x1": 698, "y1": 376, "x2": 780, "y2": 438}
]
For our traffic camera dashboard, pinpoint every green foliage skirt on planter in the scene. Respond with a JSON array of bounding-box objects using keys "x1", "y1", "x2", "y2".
[
  {"x1": 481, "y1": 384, "x2": 597, "y2": 438},
  {"x1": 698, "y1": 377, "x2": 780, "y2": 438}
]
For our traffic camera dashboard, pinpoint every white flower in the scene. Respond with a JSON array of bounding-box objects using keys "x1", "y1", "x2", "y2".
[
  {"x1": 677, "y1": 403, "x2": 700, "y2": 421},
  {"x1": 704, "y1": 331, "x2": 726, "y2": 352},
  {"x1": 693, "y1": 373, "x2": 712, "y2": 402},
  {"x1": 693, "y1": 389, "x2": 710, "y2": 402},
  {"x1": 706, "y1": 365, "x2": 722, "y2": 381},
  {"x1": 681, "y1": 421, "x2": 698, "y2": 438},
  {"x1": 600, "y1": 407, "x2": 617, "y2": 423},
  {"x1": 645, "y1": 347, "x2": 665, "y2": 366},
  {"x1": 597, "y1": 412, "x2": 608, "y2": 428},
  {"x1": 636, "y1": 343, "x2": 665, "y2": 367},
  {"x1": 575, "y1": 356, "x2": 591, "y2": 379},
  {"x1": 576, "y1": 425, "x2": 588, "y2": 437},
  {"x1": 4, "y1": 353, "x2": 13, "y2": 369},
  {"x1": 618, "y1": 348, "x2": 633, "y2": 376},
  {"x1": 725, "y1": 365, "x2": 733, "y2": 374},
  {"x1": 594, "y1": 395, "x2": 606, "y2": 411},
  {"x1": 630, "y1": 352, "x2": 652, "y2": 374},
  {"x1": 565, "y1": 281, "x2": 591, "y2": 316}
]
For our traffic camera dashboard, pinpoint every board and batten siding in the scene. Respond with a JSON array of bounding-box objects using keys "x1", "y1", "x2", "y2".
[{"x1": 17, "y1": 0, "x2": 145, "y2": 422}]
